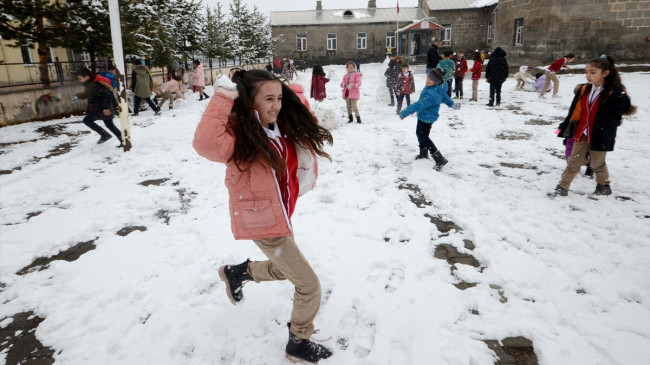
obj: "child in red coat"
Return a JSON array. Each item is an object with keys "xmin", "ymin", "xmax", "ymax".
[
  {"xmin": 469, "ymin": 52, "xmax": 482, "ymax": 102},
  {"xmin": 310, "ymin": 65, "xmax": 329, "ymax": 102}
]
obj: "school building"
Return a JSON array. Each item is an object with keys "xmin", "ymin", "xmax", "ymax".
[{"xmin": 270, "ymin": 0, "xmax": 650, "ymax": 66}]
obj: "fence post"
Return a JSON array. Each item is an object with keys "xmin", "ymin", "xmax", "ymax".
[{"xmin": 55, "ymin": 57, "xmax": 64, "ymax": 86}]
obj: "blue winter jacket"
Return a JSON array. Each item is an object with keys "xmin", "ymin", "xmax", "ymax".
[
  {"xmin": 100, "ymin": 71, "xmax": 117, "ymax": 88},
  {"xmin": 399, "ymin": 84, "xmax": 454, "ymax": 124}
]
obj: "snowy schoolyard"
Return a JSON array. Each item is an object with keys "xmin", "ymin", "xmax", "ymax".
[{"xmin": 0, "ymin": 60, "xmax": 649, "ymax": 365}]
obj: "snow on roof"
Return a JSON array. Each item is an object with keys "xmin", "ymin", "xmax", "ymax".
[
  {"xmin": 424, "ymin": 0, "xmax": 498, "ymax": 10},
  {"xmin": 270, "ymin": 7, "xmax": 427, "ymax": 26}
]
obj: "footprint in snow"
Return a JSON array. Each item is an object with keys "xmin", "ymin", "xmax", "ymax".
[{"xmin": 335, "ymin": 306, "xmax": 377, "ymax": 358}]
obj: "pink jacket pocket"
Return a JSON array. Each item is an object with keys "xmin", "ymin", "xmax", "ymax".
[{"xmin": 238, "ymin": 199, "xmax": 276, "ymax": 229}]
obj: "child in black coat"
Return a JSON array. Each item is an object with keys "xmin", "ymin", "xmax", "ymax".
[
  {"xmin": 74, "ymin": 67, "xmax": 122, "ymax": 145},
  {"xmin": 484, "ymin": 47, "xmax": 509, "ymax": 106}
]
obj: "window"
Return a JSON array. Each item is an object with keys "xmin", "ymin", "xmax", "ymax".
[
  {"xmin": 47, "ymin": 47, "xmax": 55, "ymax": 63},
  {"xmin": 386, "ymin": 32, "xmax": 396, "ymax": 48},
  {"xmin": 514, "ymin": 18, "xmax": 524, "ymax": 46},
  {"xmin": 327, "ymin": 33, "xmax": 337, "ymax": 50},
  {"xmin": 357, "ymin": 32, "xmax": 367, "ymax": 49},
  {"xmin": 487, "ymin": 21, "xmax": 493, "ymax": 44},
  {"xmin": 296, "ymin": 35, "xmax": 307, "ymax": 51},
  {"xmin": 441, "ymin": 25, "xmax": 452, "ymax": 46},
  {"xmin": 19, "ymin": 38, "xmax": 34, "ymax": 64}
]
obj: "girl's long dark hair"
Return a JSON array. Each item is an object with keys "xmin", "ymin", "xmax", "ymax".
[
  {"xmin": 588, "ymin": 55, "xmax": 636, "ymax": 115},
  {"xmin": 229, "ymin": 69, "xmax": 333, "ymax": 174},
  {"xmin": 312, "ymin": 65, "xmax": 325, "ymax": 78}
]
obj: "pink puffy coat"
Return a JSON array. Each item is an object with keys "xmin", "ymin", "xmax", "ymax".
[
  {"xmin": 288, "ymin": 82, "xmax": 311, "ymax": 111},
  {"xmin": 193, "ymin": 94, "xmax": 318, "ymax": 240},
  {"xmin": 191, "ymin": 64, "xmax": 205, "ymax": 87},
  {"xmin": 340, "ymin": 71, "xmax": 361, "ymax": 100}
]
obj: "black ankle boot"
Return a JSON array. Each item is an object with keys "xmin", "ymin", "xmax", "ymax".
[
  {"xmin": 593, "ymin": 184, "xmax": 612, "ymax": 196},
  {"xmin": 218, "ymin": 259, "xmax": 252, "ymax": 304},
  {"xmin": 486, "ymin": 100, "xmax": 494, "ymax": 107},
  {"xmin": 432, "ymin": 151, "xmax": 448, "ymax": 171},
  {"xmin": 356, "ymin": 116, "xmax": 361, "ymax": 124},
  {"xmin": 348, "ymin": 115, "xmax": 353, "ymax": 123},
  {"xmin": 203, "ymin": 93, "xmax": 210, "ymax": 99},
  {"xmin": 285, "ymin": 325, "xmax": 332, "ymax": 363},
  {"xmin": 414, "ymin": 148, "xmax": 429, "ymax": 160},
  {"xmin": 97, "ymin": 131, "xmax": 112, "ymax": 144}
]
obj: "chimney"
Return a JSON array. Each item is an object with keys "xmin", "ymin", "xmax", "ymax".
[
  {"xmin": 368, "ymin": 0, "xmax": 376, "ymax": 8},
  {"xmin": 317, "ymin": 1, "xmax": 322, "ymax": 11}
]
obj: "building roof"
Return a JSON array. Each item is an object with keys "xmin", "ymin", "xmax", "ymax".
[
  {"xmin": 396, "ymin": 19, "xmax": 444, "ymax": 33},
  {"xmin": 270, "ymin": 7, "xmax": 427, "ymax": 26},
  {"xmin": 424, "ymin": 0, "xmax": 498, "ymax": 11}
]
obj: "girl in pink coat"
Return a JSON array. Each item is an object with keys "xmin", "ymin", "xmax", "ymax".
[
  {"xmin": 191, "ymin": 59, "xmax": 209, "ymax": 100},
  {"xmin": 340, "ymin": 60, "xmax": 362, "ymax": 123},
  {"xmin": 193, "ymin": 69, "xmax": 333, "ymax": 364}
]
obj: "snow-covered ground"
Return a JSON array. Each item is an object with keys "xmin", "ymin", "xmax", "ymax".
[{"xmin": 1, "ymin": 61, "xmax": 649, "ymax": 365}]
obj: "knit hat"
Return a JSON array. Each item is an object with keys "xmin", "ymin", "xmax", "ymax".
[{"xmin": 427, "ymin": 68, "xmax": 445, "ymax": 85}]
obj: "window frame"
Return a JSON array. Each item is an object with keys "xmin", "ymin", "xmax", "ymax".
[
  {"xmin": 386, "ymin": 32, "xmax": 396, "ymax": 48},
  {"xmin": 296, "ymin": 35, "xmax": 307, "ymax": 51},
  {"xmin": 19, "ymin": 37, "xmax": 34, "ymax": 64},
  {"xmin": 487, "ymin": 21, "xmax": 493, "ymax": 44},
  {"xmin": 514, "ymin": 18, "xmax": 524, "ymax": 46},
  {"xmin": 357, "ymin": 32, "xmax": 367, "ymax": 49},
  {"xmin": 327, "ymin": 33, "xmax": 337, "ymax": 51},
  {"xmin": 441, "ymin": 24, "xmax": 452, "ymax": 46}
]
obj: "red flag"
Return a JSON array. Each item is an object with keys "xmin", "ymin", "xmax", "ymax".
[{"xmin": 397, "ymin": 0, "xmax": 400, "ymax": 13}]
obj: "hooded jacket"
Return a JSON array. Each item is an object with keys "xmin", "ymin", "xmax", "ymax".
[
  {"xmin": 485, "ymin": 47, "xmax": 509, "ymax": 84},
  {"xmin": 192, "ymin": 94, "xmax": 319, "ymax": 240},
  {"xmin": 131, "ymin": 65, "xmax": 154, "ymax": 98},
  {"xmin": 76, "ymin": 75, "xmax": 115, "ymax": 119},
  {"xmin": 191, "ymin": 64, "xmax": 205, "ymax": 87},
  {"xmin": 340, "ymin": 71, "xmax": 361, "ymax": 100}
]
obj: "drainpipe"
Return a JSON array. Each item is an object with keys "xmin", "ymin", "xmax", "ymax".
[{"xmin": 492, "ymin": 5, "xmax": 498, "ymax": 47}]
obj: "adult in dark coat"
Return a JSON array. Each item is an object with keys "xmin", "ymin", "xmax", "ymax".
[
  {"xmin": 74, "ymin": 67, "xmax": 122, "ymax": 145},
  {"xmin": 484, "ymin": 47, "xmax": 509, "ymax": 106},
  {"xmin": 384, "ymin": 56, "xmax": 399, "ymax": 106},
  {"xmin": 426, "ymin": 39, "xmax": 443, "ymax": 76}
]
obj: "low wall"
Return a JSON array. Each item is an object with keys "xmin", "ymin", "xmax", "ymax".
[{"xmin": 0, "ymin": 63, "xmax": 268, "ymax": 127}]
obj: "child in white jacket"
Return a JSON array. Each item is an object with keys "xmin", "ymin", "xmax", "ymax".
[{"xmin": 514, "ymin": 66, "xmax": 535, "ymax": 89}]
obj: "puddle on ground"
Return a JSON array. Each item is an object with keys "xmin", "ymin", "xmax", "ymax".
[
  {"xmin": 16, "ymin": 239, "xmax": 97, "ymax": 275},
  {"xmin": 496, "ymin": 131, "xmax": 532, "ymax": 141},
  {"xmin": 139, "ymin": 178, "xmax": 170, "ymax": 186},
  {"xmin": 525, "ymin": 118, "xmax": 554, "ymax": 126},
  {"xmin": 398, "ymin": 183, "xmax": 432, "ymax": 207},
  {"xmin": 116, "ymin": 226, "xmax": 147, "ymax": 236},
  {"xmin": 483, "ymin": 337, "xmax": 538, "ymax": 365},
  {"xmin": 0, "ymin": 311, "xmax": 55, "ymax": 365}
]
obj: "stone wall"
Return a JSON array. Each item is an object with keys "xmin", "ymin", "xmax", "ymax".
[
  {"xmin": 495, "ymin": 0, "xmax": 650, "ymax": 64},
  {"xmin": 272, "ymin": 23, "xmax": 396, "ymax": 65},
  {"xmin": 429, "ymin": 7, "xmax": 496, "ymax": 54}
]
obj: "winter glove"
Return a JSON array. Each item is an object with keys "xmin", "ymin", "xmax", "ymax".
[
  {"xmin": 451, "ymin": 103, "xmax": 461, "ymax": 110},
  {"xmin": 71, "ymin": 96, "xmax": 79, "ymax": 102},
  {"xmin": 214, "ymin": 75, "xmax": 239, "ymax": 100},
  {"xmin": 563, "ymin": 121, "xmax": 578, "ymax": 138}
]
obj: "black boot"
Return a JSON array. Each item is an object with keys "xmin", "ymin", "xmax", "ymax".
[
  {"xmin": 356, "ymin": 116, "xmax": 361, "ymax": 124},
  {"xmin": 286, "ymin": 324, "xmax": 332, "ymax": 364},
  {"xmin": 203, "ymin": 92, "xmax": 210, "ymax": 99},
  {"xmin": 553, "ymin": 185, "xmax": 568, "ymax": 197},
  {"xmin": 218, "ymin": 259, "xmax": 252, "ymax": 304},
  {"xmin": 348, "ymin": 115, "xmax": 353, "ymax": 123},
  {"xmin": 414, "ymin": 148, "xmax": 429, "ymax": 160},
  {"xmin": 593, "ymin": 184, "xmax": 612, "ymax": 196},
  {"xmin": 584, "ymin": 165, "xmax": 594, "ymax": 178},
  {"xmin": 432, "ymin": 151, "xmax": 448, "ymax": 171},
  {"xmin": 486, "ymin": 99, "xmax": 494, "ymax": 107},
  {"xmin": 97, "ymin": 131, "xmax": 112, "ymax": 144}
]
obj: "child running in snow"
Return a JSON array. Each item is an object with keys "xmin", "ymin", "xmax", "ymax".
[
  {"xmin": 340, "ymin": 60, "xmax": 362, "ymax": 123},
  {"xmin": 453, "ymin": 50, "xmax": 468, "ymax": 99},
  {"xmin": 398, "ymin": 68, "xmax": 461, "ymax": 170},
  {"xmin": 310, "ymin": 65, "xmax": 329, "ymax": 102},
  {"xmin": 395, "ymin": 63, "xmax": 415, "ymax": 114},
  {"xmin": 551, "ymin": 55, "xmax": 636, "ymax": 197},
  {"xmin": 469, "ymin": 52, "xmax": 482, "ymax": 102},
  {"xmin": 191, "ymin": 59, "xmax": 210, "ymax": 101},
  {"xmin": 73, "ymin": 67, "xmax": 122, "ymax": 146},
  {"xmin": 193, "ymin": 70, "xmax": 334, "ymax": 363}
]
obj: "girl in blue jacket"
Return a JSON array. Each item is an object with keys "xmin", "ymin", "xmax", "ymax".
[{"xmin": 399, "ymin": 68, "xmax": 460, "ymax": 170}]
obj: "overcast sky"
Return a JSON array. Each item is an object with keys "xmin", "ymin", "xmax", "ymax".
[{"xmin": 213, "ymin": 0, "xmax": 420, "ymax": 17}]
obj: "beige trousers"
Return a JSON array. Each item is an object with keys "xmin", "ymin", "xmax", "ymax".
[
  {"xmin": 559, "ymin": 140, "xmax": 609, "ymax": 189},
  {"xmin": 249, "ymin": 236, "xmax": 321, "ymax": 340},
  {"xmin": 345, "ymin": 98, "xmax": 360, "ymax": 117},
  {"xmin": 472, "ymin": 79, "xmax": 479, "ymax": 99},
  {"xmin": 156, "ymin": 90, "xmax": 174, "ymax": 109},
  {"xmin": 540, "ymin": 70, "xmax": 560, "ymax": 97}
]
